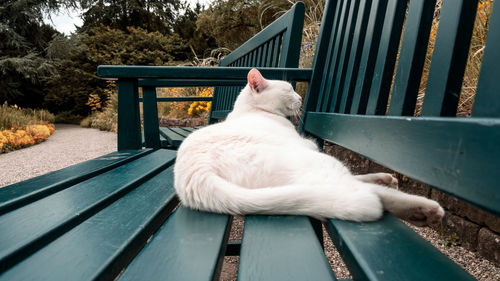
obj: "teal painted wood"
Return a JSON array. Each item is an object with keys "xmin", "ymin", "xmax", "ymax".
[
  {"xmin": 143, "ymin": 86, "xmax": 161, "ymax": 149},
  {"xmin": 170, "ymin": 127, "xmax": 192, "ymax": 138},
  {"xmin": 118, "ymin": 207, "xmax": 231, "ymax": 281},
  {"xmin": 0, "ymin": 149, "xmax": 176, "ymax": 273},
  {"xmin": 97, "ymin": 66, "xmax": 312, "ymax": 81},
  {"xmin": 0, "ymin": 166, "xmax": 178, "ymax": 281},
  {"xmin": 208, "ymin": 2, "xmax": 305, "ymax": 123},
  {"xmin": 141, "ymin": 131, "xmax": 169, "ymax": 148},
  {"xmin": 211, "ymin": 110, "xmax": 231, "ymax": 120},
  {"xmin": 472, "ymin": 0, "xmax": 500, "ymax": 117},
  {"xmin": 421, "ymin": 0, "xmax": 479, "ymax": 116},
  {"xmin": 278, "ymin": 2, "xmax": 305, "ymax": 68},
  {"xmin": 159, "ymin": 127, "xmax": 185, "ymax": 147},
  {"xmin": 349, "ymin": 0, "xmax": 389, "ymax": 114},
  {"xmin": 329, "ymin": 0, "xmax": 361, "ymax": 113},
  {"xmin": 0, "ymin": 150, "xmax": 152, "ymax": 215},
  {"xmin": 300, "ymin": 0, "xmax": 341, "ymax": 131},
  {"xmin": 139, "ymin": 96, "xmax": 214, "ymax": 102},
  {"xmin": 319, "ymin": 0, "xmax": 352, "ymax": 112},
  {"xmin": 338, "ymin": 0, "xmax": 373, "ymax": 114},
  {"xmin": 117, "ymin": 79, "xmax": 142, "ymax": 150},
  {"xmin": 365, "ymin": 0, "xmax": 407, "ymax": 115},
  {"xmin": 138, "ymin": 80, "xmax": 245, "ymax": 87},
  {"xmin": 238, "ymin": 216, "xmax": 336, "ymax": 281},
  {"xmin": 325, "ymin": 214, "xmax": 475, "ymax": 281},
  {"xmin": 388, "ymin": 0, "xmax": 436, "ymax": 116},
  {"xmin": 304, "ymin": 112, "xmax": 500, "ymax": 215}
]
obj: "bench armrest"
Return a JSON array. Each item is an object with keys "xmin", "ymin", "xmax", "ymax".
[{"xmin": 97, "ymin": 66, "xmax": 312, "ymax": 82}]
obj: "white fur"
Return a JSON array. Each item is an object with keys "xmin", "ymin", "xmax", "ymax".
[{"xmin": 174, "ymin": 69, "xmax": 444, "ymax": 225}]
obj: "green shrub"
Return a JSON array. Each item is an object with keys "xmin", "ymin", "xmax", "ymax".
[
  {"xmin": 83, "ymin": 92, "xmax": 118, "ymax": 132},
  {"xmin": 54, "ymin": 111, "xmax": 84, "ymax": 124}
]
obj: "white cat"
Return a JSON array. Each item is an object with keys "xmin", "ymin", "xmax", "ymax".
[{"xmin": 174, "ymin": 68, "xmax": 444, "ymax": 226}]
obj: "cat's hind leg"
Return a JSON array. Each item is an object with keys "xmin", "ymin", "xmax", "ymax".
[
  {"xmin": 355, "ymin": 173, "xmax": 398, "ymax": 188},
  {"xmin": 365, "ymin": 183, "xmax": 444, "ymax": 226}
]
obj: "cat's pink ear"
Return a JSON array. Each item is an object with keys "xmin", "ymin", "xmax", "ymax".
[{"xmin": 248, "ymin": 68, "xmax": 268, "ymax": 93}]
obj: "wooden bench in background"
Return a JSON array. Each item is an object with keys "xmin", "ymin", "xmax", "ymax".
[
  {"xmin": 142, "ymin": 2, "xmax": 305, "ymax": 149},
  {"xmin": 1, "ymin": 0, "xmax": 499, "ymax": 280}
]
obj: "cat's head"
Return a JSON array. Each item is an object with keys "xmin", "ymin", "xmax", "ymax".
[{"xmin": 241, "ymin": 68, "xmax": 302, "ymax": 117}]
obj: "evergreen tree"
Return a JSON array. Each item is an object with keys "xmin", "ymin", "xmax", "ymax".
[
  {"xmin": 0, "ymin": 0, "xmax": 77, "ymax": 108},
  {"xmin": 79, "ymin": 0, "xmax": 182, "ymax": 34}
]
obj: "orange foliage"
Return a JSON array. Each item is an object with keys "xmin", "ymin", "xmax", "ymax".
[{"xmin": 0, "ymin": 124, "xmax": 55, "ymax": 153}]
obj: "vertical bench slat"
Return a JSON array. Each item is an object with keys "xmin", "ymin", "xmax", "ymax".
[
  {"xmin": 329, "ymin": 0, "xmax": 362, "ymax": 113},
  {"xmin": 279, "ymin": 2, "xmax": 305, "ymax": 68},
  {"xmin": 472, "ymin": 0, "xmax": 500, "ymax": 117},
  {"xmin": 264, "ymin": 40, "xmax": 272, "ymax": 66},
  {"xmin": 0, "ymin": 166, "xmax": 178, "ymax": 281},
  {"xmin": 117, "ymin": 207, "xmax": 231, "ymax": 281},
  {"xmin": 420, "ymin": 0, "xmax": 479, "ymax": 116},
  {"xmin": 388, "ymin": 0, "xmax": 436, "ymax": 116},
  {"xmin": 238, "ymin": 216, "xmax": 336, "ymax": 281},
  {"xmin": 266, "ymin": 38, "xmax": 275, "ymax": 66},
  {"xmin": 272, "ymin": 35, "xmax": 282, "ymax": 66},
  {"xmin": 365, "ymin": 0, "xmax": 407, "ymax": 115},
  {"xmin": 117, "ymin": 79, "xmax": 142, "ymax": 150},
  {"xmin": 349, "ymin": 0, "xmax": 389, "ymax": 114},
  {"xmin": 142, "ymin": 86, "xmax": 161, "ymax": 149},
  {"xmin": 320, "ymin": 0, "xmax": 352, "ymax": 112},
  {"xmin": 312, "ymin": 0, "xmax": 343, "ymax": 113},
  {"xmin": 301, "ymin": 0, "xmax": 341, "ymax": 126},
  {"xmin": 256, "ymin": 46, "xmax": 263, "ymax": 67},
  {"xmin": 338, "ymin": 0, "xmax": 373, "ymax": 114}
]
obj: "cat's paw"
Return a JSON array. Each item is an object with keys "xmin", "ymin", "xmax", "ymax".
[
  {"xmin": 375, "ymin": 173, "xmax": 398, "ymax": 188},
  {"xmin": 357, "ymin": 173, "xmax": 398, "ymax": 188},
  {"xmin": 405, "ymin": 200, "xmax": 444, "ymax": 227}
]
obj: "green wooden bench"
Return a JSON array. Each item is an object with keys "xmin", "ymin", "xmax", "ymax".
[
  {"xmin": 143, "ymin": 2, "xmax": 305, "ymax": 149},
  {"xmin": 1, "ymin": 0, "xmax": 499, "ymax": 280}
]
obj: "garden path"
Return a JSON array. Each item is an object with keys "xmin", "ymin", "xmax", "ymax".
[{"xmin": 0, "ymin": 124, "xmax": 116, "ymax": 187}]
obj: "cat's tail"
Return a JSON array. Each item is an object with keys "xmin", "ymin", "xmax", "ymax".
[{"xmin": 175, "ymin": 172, "xmax": 384, "ymax": 221}]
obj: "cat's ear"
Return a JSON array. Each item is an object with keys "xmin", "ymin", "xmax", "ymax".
[{"xmin": 248, "ymin": 68, "xmax": 268, "ymax": 93}]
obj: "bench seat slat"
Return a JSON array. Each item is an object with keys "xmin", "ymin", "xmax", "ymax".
[
  {"xmin": 326, "ymin": 214, "xmax": 475, "ymax": 281},
  {"xmin": 118, "ymin": 207, "xmax": 231, "ymax": 281},
  {"xmin": 0, "ymin": 150, "xmax": 152, "ymax": 215},
  {"xmin": 0, "ymin": 166, "xmax": 178, "ymax": 281},
  {"xmin": 0, "ymin": 149, "xmax": 176, "ymax": 272},
  {"xmin": 159, "ymin": 127, "xmax": 185, "ymax": 147},
  {"xmin": 170, "ymin": 127, "xmax": 192, "ymax": 137},
  {"xmin": 238, "ymin": 216, "xmax": 336, "ymax": 281}
]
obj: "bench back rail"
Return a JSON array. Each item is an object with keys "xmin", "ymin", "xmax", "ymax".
[
  {"xmin": 136, "ymin": 2, "xmax": 304, "ymax": 149},
  {"xmin": 300, "ymin": 0, "xmax": 500, "ymax": 216},
  {"xmin": 209, "ymin": 2, "xmax": 305, "ymax": 123}
]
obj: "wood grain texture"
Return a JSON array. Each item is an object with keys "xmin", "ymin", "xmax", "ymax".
[
  {"xmin": 305, "ymin": 112, "xmax": 500, "ymax": 215},
  {"xmin": 238, "ymin": 216, "xmax": 336, "ymax": 281},
  {"xmin": 0, "ymin": 150, "xmax": 152, "ymax": 215},
  {"xmin": 326, "ymin": 214, "xmax": 475, "ymax": 281},
  {"xmin": 0, "ymin": 165, "xmax": 178, "ymax": 281},
  {"xmin": 118, "ymin": 207, "xmax": 231, "ymax": 281},
  {"xmin": 0, "ymin": 149, "xmax": 176, "ymax": 273}
]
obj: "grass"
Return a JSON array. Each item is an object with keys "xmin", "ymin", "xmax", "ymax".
[
  {"xmin": 0, "ymin": 102, "xmax": 56, "ymax": 153},
  {"xmin": 0, "ymin": 102, "xmax": 55, "ymax": 130}
]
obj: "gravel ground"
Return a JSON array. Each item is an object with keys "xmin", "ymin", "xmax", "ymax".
[
  {"xmin": 0, "ymin": 124, "xmax": 116, "ymax": 187},
  {"xmin": 1, "ymin": 124, "xmax": 498, "ymax": 280}
]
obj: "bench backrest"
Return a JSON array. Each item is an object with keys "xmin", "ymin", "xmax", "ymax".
[
  {"xmin": 208, "ymin": 2, "xmax": 305, "ymax": 123},
  {"xmin": 301, "ymin": 0, "xmax": 500, "ymax": 215}
]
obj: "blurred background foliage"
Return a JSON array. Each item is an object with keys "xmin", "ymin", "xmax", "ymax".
[{"xmin": 1, "ymin": 0, "xmax": 300, "ymax": 120}]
